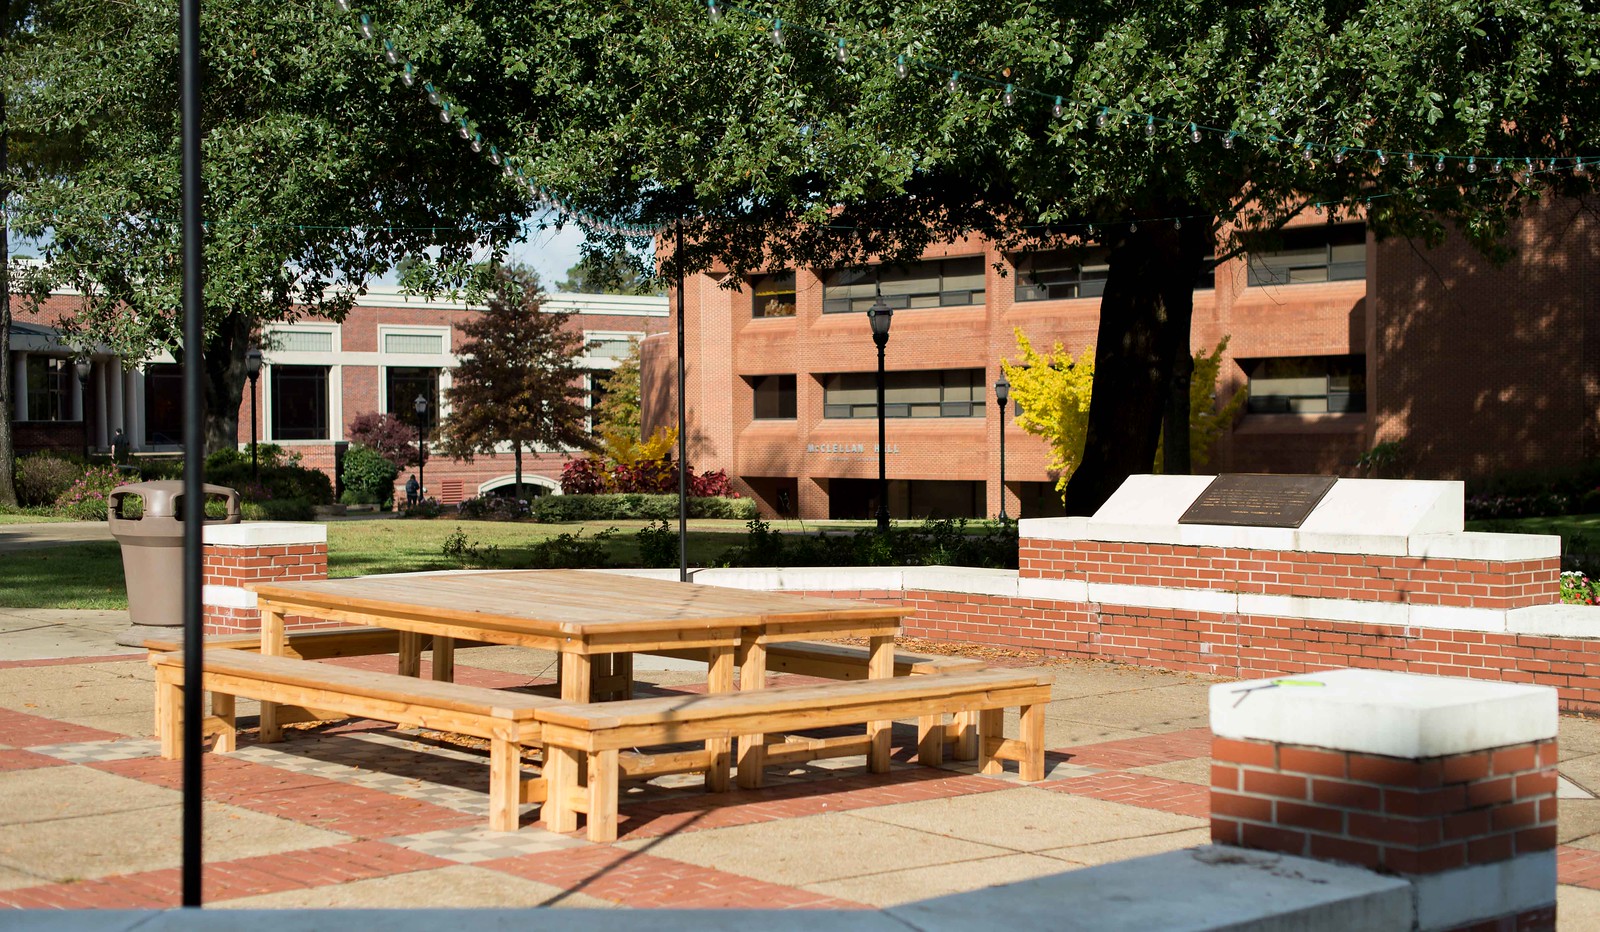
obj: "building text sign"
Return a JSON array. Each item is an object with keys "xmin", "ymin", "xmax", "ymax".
[
  {"xmin": 1177, "ymin": 474, "xmax": 1337, "ymax": 529},
  {"xmin": 805, "ymin": 442, "xmax": 900, "ymax": 455}
]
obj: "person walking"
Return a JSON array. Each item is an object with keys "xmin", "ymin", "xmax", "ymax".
[{"xmin": 405, "ymin": 474, "xmax": 420, "ymax": 508}]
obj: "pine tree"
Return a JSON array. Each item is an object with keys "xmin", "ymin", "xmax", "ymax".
[{"xmin": 440, "ymin": 267, "xmax": 593, "ymax": 498}]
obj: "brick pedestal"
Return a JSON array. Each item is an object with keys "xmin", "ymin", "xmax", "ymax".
[
  {"xmin": 1210, "ymin": 668, "xmax": 1559, "ymax": 932},
  {"xmin": 201, "ymin": 523, "xmax": 328, "ymax": 635}
]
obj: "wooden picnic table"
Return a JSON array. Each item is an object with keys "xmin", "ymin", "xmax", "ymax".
[{"xmin": 247, "ymin": 569, "xmax": 913, "ymax": 786}]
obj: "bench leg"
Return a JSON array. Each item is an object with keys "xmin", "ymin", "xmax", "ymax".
[
  {"xmin": 543, "ymin": 744, "xmax": 583, "ymax": 834},
  {"xmin": 1018, "ymin": 702, "xmax": 1045, "ymax": 782},
  {"xmin": 258, "ymin": 606, "xmax": 286, "ymax": 743},
  {"xmin": 978, "ymin": 708, "xmax": 1005, "ymax": 776},
  {"xmin": 211, "ymin": 692, "xmax": 237, "ymax": 754},
  {"xmin": 156, "ymin": 669, "xmax": 183, "ymax": 760},
  {"xmin": 866, "ymin": 636, "xmax": 895, "ymax": 774},
  {"xmin": 917, "ymin": 714, "xmax": 945, "ymax": 767},
  {"xmin": 704, "ymin": 645, "xmax": 735, "ymax": 792},
  {"xmin": 431, "ymin": 636, "xmax": 455, "ymax": 683},
  {"xmin": 952, "ymin": 711, "xmax": 979, "ymax": 761},
  {"xmin": 735, "ymin": 642, "xmax": 767, "ymax": 789},
  {"xmin": 488, "ymin": 734, "xmax": 522, "ymax": 832},
  {"xmin": 397, "ymin": 632, "xmax": 424, "ymax": 678},
  {"xmin": 586, "ymin": 748, "xmax": 619, "ymax": 843}
]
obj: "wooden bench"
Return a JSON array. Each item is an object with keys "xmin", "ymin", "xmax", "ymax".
[
  {"xmin": 148, "ymin": 650, "xmax": 556, "ymax": 831},
  {"xmin": 534, "ymin": 667, "xmax": 1054, "ymax": 841},
  {"xmin": 142, "ymin": 627, "xmax": 478, "ymax": 739}
]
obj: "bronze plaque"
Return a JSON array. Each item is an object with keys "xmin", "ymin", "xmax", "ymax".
[{"xmin": 1177, "ymin": 474, "xmax": 1338, "ymax": 529}]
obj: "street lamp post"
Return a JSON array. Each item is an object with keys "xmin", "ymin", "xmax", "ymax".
[
  {"xmin": 245, "ymin": 348, "xmax": 262, "ymax": 481},
  {"xmin": 74, "ymin": 357, "xmax": 92, "ymax": 461},
  {"xmin": 867, "ymin": 299, "xmax": 893, "ymax": 533},
  {"xmin": 994, "ymin": 373, "xmax": 1010, "ymax": 521},
  {"xmin": 413, "ymin": 394, "xmax": 429, "ymax": 505}
]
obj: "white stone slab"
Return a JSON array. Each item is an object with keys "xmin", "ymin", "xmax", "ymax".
[
  {"xmin": 1406, "ymin": 604, "xmax": 1509, "ymax": 633},
  {"xmin": 1089, "ymin": 474, "xmax": 1217, "ymax": 527},
  {"xmin": 901, "ymin": 565, "xmax": 1020, "ymax": 597},
  {"xmin": 887, "ymin": 846, "xmax": 1412, "ymax": 932},
  {"xmin": 1017, "ymin": 515, "xmax": 1091, "ymax": 541},
  {"xmin": 1237, "ymin": 593, "xmax": 1410, "ymax": 628},
  {"xmin": 1507, "ymin": 604, "xmax": 1600, "ymax": 638},
  {"xmin": 1411, "ymin": 851, "xmax": 1555, "ymax": 931},
  {"xmin": 1293, "ymin": 531, "xmax": 1411, "ymax": 557},
  {"xmin": 1297, "ymin": 478, "xmax": 1464, "ymax": 538},
  {"xmin": 201, "ymin": 584, "xmax": 256, "ymax": 609},
  {"xmin": 1017, "ymin": 576, "xmax": 1090, "ymax": 603},
  {"xmin": 1087, "ymin": 583, "xmax": 1238, "ymax": 615},
  {"xmin": 203, "ymin": 522, "xmax": 326, "ymax": 546},
  {"xmin": 1176, "ymin": 522, "xmax": 1300, "ymax": 551},
  {"xmin": 1408, "ymin": 532, "xmax": 1560, "ymax": 562},
  {"xmin": 1210, "ymin": 668, "xmax": 1557, "ymax": 758}
]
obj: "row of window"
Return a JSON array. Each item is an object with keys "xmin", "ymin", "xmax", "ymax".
[
  {"xmin": 749, "ymin": 357, "xmax": 1368, "ymax": 421},
  {"xmin": 749, "ymin": 224, "xmax": 1367, "ymax": 317}
]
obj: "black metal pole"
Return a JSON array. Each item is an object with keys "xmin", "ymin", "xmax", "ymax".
[
  {"xmin": 179, "ymin": 0, "xmax": 205, "ymax": 908},
  {"xmin": 874, "ymin": 339, "xmax": 888, "ymax": 533},
  {"xmin": 676, "ymin": 221, "xmax": 688, "ymax": 582},
  {"xmin": 998, "ymin": 399, "xmax": 1008, "ymax": 520},
  {"xmin": 417, "ymin": 416, "xmax": 425, "ymax": 502},
  {"xmin": 249, "ymin": 377, "xmax": 258, "ymax": 481}
]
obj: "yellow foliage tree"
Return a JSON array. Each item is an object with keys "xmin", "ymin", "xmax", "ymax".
[
  {"xmin": 600, "ymin": 425, "xmax": 678, "ymax": 467},
  {"xmin": 1003, "ymin": 330, "xmax": 1247, "ymax": 498}
]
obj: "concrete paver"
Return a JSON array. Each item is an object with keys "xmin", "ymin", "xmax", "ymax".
[
  {"xmin": 1041, "ymin": 827, "xmax": 1215, "ymax": 866},
  {"xmin": 802, "ymin": 852, "xmax": 1073, "ymax": 907},
  {"xmin": 1559, "ymin": 884, "xmax": 1600, "ymax": 930},
  {"xmin": 1128, "ymin": 758, "xmax": 1213, "ymax": 785},
  {"xmin": 215, "ymin": 864, "xmax": 621, "ymax": 910}
]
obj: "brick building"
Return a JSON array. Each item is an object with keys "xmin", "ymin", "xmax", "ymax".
[
  {"xmin": 640, "ymin": 197, "xmax": 1598, "ymax": 521},
  {"xmin": 9, "ymin": 287, "xmax": 668, "ymax": 501}
]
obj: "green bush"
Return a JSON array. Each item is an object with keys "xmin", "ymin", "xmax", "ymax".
[
  {"xmin": 53, "ymin": 464, "xmax": 125, "ymax": 521},
  {"xmin": 15, "ymin": 453, "xmax": 82, "ymax": 506},
  {"xmin": 239, "ymin": 498, "xmax": 316, "ymax": 521},
  {"xmin": 635, "ymin": 518, "xmax": 677, "ymax": 568},
  {"xmin": 532, "ymin": 493, "xmax": 755, "ymax": 522},
  {"xmin": 339, "ymin": 444, "xmax": 399, "ymax": 506},
  {"xmin": 717, "ymin": 517, "xmax": 1019, "ymax": 570},
  {"xmin": 527, "ymin": 527, "xmax": 617, "ymax": 568}
]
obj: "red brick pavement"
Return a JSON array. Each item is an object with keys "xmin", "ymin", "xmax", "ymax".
[
  {"xmin": 482, "ymin": 845, "xmax": 864, "ymax": 909},
  {"xmin": 1043, "ymin": 772, "xmax": 1212, "ymax": 819},
  {"xmin": 1055, "ymin": 728, "xmax": 1214, "ymax": 771},
  {"xmin": 1558, "ymin": 845, "xmax": 1600, "ymax": 890},
  {"xmin": 0, "ymin": 841, "xmax": 451, "ymax": 909},
  {"xmin": 0, "ymin": 748, "xmax": 70, "ymax": 772},
  {"xmin": 94, "ymin": 755, "xmax": 480, "ymax": 837},
  {"xmin": 0, "ymin": 707, "xmax": 124, "ymax": 747}
]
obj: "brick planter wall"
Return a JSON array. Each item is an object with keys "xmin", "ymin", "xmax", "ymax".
[{"xmin": 201, "ymin": 523, "xmax": 329, "ymax": 635}]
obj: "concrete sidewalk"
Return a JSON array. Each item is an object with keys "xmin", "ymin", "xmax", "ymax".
[
  {"xmin": 1, "ymin": 606, "xmax": 1598, "ymax": 925},
  {"xmin": 0, "ymin": 521, "xmax": 113, "ymax": 553}
]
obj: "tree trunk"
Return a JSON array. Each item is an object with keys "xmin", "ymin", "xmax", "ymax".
[
  {"xmin": 514, "ymin": 443, "xmax": 523, "ymax": 500},
  {"xmin": 200, "ymin": 312, "xmax": 251, "ymax": 458},
  {"xmin": 0, "ymin": 88, "xmax": 15, "ymax": 506},
  {"xmin": 1064, "ymin": 212, "xmax": 1210, "ymax": 515}
]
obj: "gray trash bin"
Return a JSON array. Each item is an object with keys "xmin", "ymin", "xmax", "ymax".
[{"xmin": 109, "ymin": 481, "xmax": 241, "ymax": 643}]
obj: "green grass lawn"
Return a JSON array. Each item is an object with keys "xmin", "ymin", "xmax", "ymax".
[
  {"xmin": 1464, "ymin": 513, "xmax": 1600, "ymax": 552},
  {"xmin": 0, "ymin": 512, "xmax": 74, "ymax": 524},
  {"xmin": 0, "ymin": 541, "xmax": 129, "ymax": 609}
]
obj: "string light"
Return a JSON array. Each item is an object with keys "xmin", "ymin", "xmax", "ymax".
[
  {"xmin": 1406, "ymin": 152, "xmax": 1416, "ymax": 170},
  {"xmin": 383, "ymin": 39, "xmax": 398, "ymax": 64},
  {"xmin": 1052, "ymin": 96, "xmax": 1063, "ymax": 118},
  {"xmin": 358, "ymin": 14, "xmax": 373, "ymax": 39},
  {"xmin": 1377, "ymin": 150, "xmax": 1388, "ymax": 166},
  {"xmin": 1096, "ymin": 107, "xmax": 1109, "ymax": 128},
  {"xmin": 947, "ymin": 71, "xmax": 960, "ymax": 93},
  {"xmin": 770, "ymin": 18, "xmax": 783, "ymax": 47},
  {"xmin": 1003, "ymin": 84, "xmax": 1015, "ymax": 106},
  {"xmin": 895, "ymin": 55, "xmax": 907, "ymax": 79},
  {"xmin": 1222, "ymin": 131, "xmax": 1236, "ymax": 150},
  {"xmin": 1129, "ymin": 221, "xmax": 1138, "ymax": 232},
  {"xmin": 424, "ymin": 82, "xmax": 440, "ymax": 105},
  {"xmin": 1434, "ymin": 154, "xmax": 1445, "ymax": 172},
  {"xmin": 1492, "ymin": 158, "xmax": 1503, "ymax": 174},
  {"xmin": 1334, "ymin": 147, "xmax": 1346, "ymax": 165},
  {"xmin": 1467, "ymin": 156, "xmax": 1476, "ymax": 174},
  {"xmin": 1302, "ymin": 144, "xmax": 1313, "ymax": 162},
  {"xmin": 707, "ymin": 0, "xmax": 721, "ymax": 22},
  {"xmin": 401, "ymin": 62, "xmax": 415, "ymax": 87},
  {"xmin": 471, "ymin": 132, "xmax": 483, "ymax": 153},
  {"xmin": 1144, "ymin": 115, "xmax": 1155, "ymax": 138},
  {"xmin": 1188, "ymin": 123, "xmax": 1200, "ymax": 144},
  {"xmin": 834, "ymin": 38, "xmax": 847, "ymax": 63}
]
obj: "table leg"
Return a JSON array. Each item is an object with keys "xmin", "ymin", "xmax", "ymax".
[
  {"xmin": 705, "ymin": 645, "xmax": 735, "ymax": 791},
  {"xmin": 735, "ymin": 642, "xmax": 767, "ymax": 789},
  {"xmin": 867, "ymin": 635, "xmax": 895, "ymax": 773},
  {"xmin": 431, "ymin": 636, "xmax": 455, "ymax": 683},
  {"xmin": 397, "ymin": 632, "xmax": 423, "ymax": 678},
  {"xmin": 560, "ymin": 651, "xmax": 591, "ymax": 704},
  {"xmin": 258, "ymin": 606, "xmax": 286, "ymax": 743}
]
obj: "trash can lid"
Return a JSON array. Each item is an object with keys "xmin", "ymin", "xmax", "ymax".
[{"xmin": 111, "ymin": 480, "xmax": 240, "ymax": 518}]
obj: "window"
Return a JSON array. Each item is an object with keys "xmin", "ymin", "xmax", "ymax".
[
  {"xmin": 1243, "ymin": 355, "xmax": 1366, "ymax": 414},
  {"xmin": 588, "ymin": 371, "xmax": 609, "ymax": 435},
  {"xmin": 144, "ymin": 364, "xmax": 183, "ymax": 444},
  {"xmin": 384, "ymin": 332, "xmax": 444, "ymax": 354},
  {"xmin": 822, "ymin": 257, "xmax": 986, "ymax": 313},
  {"xmin": 1013, "ymin": 249, "xmax": 1110, "ymax": 301},
  {"xmin": 822, "ymin": 370, "xmax": 984, "ymax": 419},
  {"xmin": 24, "ymin": 357, "xmax": 70, "ymax": 421},
  {"xmin": 751, "ymin": 374, "xmax": 797, "ymax": 419},
  {"xmin": 385, "ymin": 367, "xmax": 440, "ymax": 421},
  {"xmin": 1248, "ymin": 224, "xmax": 1366, "ymax": 286},
  {"xmin": 585, "ymin": 336, "xmax": 636, "ymax": 360},
  {"xmin": 751, "ymin": 272, "xmax": 797, "ymax": 318},
  {"xmin": 271, "ymin": 365, "xmax": 331, "ymax": 440},
  {"xmin": 274, "ymin": 330, "xmax": 334, "ymax": 353}
]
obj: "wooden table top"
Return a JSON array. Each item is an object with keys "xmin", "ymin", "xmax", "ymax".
[{"xmin": 248, "ymin": 570, "xmax": 912, "ymax": 639}]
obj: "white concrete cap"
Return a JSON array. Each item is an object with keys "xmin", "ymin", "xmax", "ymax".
[
  {"xmin": 901, "ymin": 565, "xmax": 1020, "ymax": 597},
  {"xmin": 1409, "ymin": 532, "xmax": 1560, "ymax": 561},
  {"xmin": 203, "ymin": 522, "xmax": 327, "ymax": 546},
  {"xmin": 1508, "ymin": 604, "xmax": 1600, "ymax": 638},
  {"xmin": 888, "ymin": 846, "xmax": 1412, "ymax": 932},
  {"xmin": 1017, "ymin": 515, "xmax": 1090, "ymax": 540},
  {"xmin": 1297, "ymin": 478, "xmax": 1464, "ymax": 538},
  {"xmin": 1410, "ymin": 851, "xmax": 1555, "ymax": 931},
  {"xmin": 1211, "ymin": 668, "xmax": 1557, "ymax": 758},
  {"xmin": 1090, "ymin": 473, "xmax": 1217, "ymax": 527}
]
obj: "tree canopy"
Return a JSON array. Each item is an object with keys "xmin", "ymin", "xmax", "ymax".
[{"xmin": 555, "ymin": 256, "xmax": 662, "ymax": 295}]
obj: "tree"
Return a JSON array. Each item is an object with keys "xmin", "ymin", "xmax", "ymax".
[
  {"xmin": 592, "ymin": 340, "xmax": 643, "ymax": 443},
  {"xmin": 488, "ymin": 0, "xmax": 1597, "ymax": 513},
  {"xmin": 5, "ymin": 0, "xmax": 536, "ymax": 454},
  {"xmin": 440, "ymin": 266, "xmax": 593, "ymax": 497},
  {"xmin": 347, "ymin": 412, "xmax": 424, "ymax": 469},
  {"xmin": 555, "ymin": 255, "xmax": 662, "ymax": 295}
]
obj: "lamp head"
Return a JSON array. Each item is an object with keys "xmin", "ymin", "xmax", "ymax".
[
  {"xmin": 994, "ymin": 373, "xmax": 1010, "ymax": 405},
  {"xmin": 74, "ymin": 357, "xmax": 91, "ymax": 383},
  {"xmin": 245, "ymin": 347, "xmax": 262, "ymax": 380},
  {"xmin": 867, "ymin": 298, "xmax": 893, "ymax": 338},
  {"xmin": 414, "ymin": 394, "xmax": 429, "ymax": 416}
]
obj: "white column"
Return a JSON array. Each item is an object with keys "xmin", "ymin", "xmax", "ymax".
[
  {"xmin": 68, "ymin": 360, "xmax": 83, "ymax": 422},
  {"xmin": 94, "ymin": 361, "xmax": 110, "ymax": 449},
  {"xmin": 125, "ymin": 368, "xmax": 143, "ymax": 450},
  {"xmin": 11, "ymin": 352, "xmax": 28, "ymax": 422},
  {"xmin": 108, "ymin": 361, "xmax": 125, "ymax": 436}
]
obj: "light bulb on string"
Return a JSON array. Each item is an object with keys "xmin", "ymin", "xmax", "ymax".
[
  {"xmin": 834, "ymin": 39, "xmax": 847, "ymax": 63},
  {"xmin": 707, "ymin": 0, "xmax": 721, "ymax": 22},
  {"xmin": 1376, "ymin": 150, "xmax": 1387, "ymax": 166},
  {"xmin": 1222, "ymin": 131, "xmax": 1236, "ymax": 150},
  {"xmin": 1144, "ymin": 115, "xmax": 1155, "ymax": 138},
  {"xmin": 896, "ymin": 55, "xmax": 908, "ymax": 79},
  {"xmin": 425, "ymin": 82, "xmax": 440, "ymax": 105},
  {"xmin": 1188, "ymin": 123, "xmax": 1200, "ymax": 144},
  {"xmin": 1492, "ymin": 158, "xmax": 1503, "ymax": 174},
  {"xmin": 439, "ymin": 101, "xmax": 451, "ymax": 123},
  {"xmin": 1467, "ymin": 157, "xmax": 1476, "ymax": 174},
  {"xmin": 1577, "ymin": 158, "xmax": 1588, "ymax": 174},
  {"xmin": 401, "ymin": 62, "xmax": 415, "ymax": 87},
  {"xmin": 1406, "ymin": 152, "xmax": 1415, "ymax": 170},
  {"xmin": 1434, "ymin": 154, "xmax": 1445, "ymax": 172},
  {"xmin": 1003, "ymin": 84, "xmax": 1015, "ymax": 107},
  {"xmin": 1302, "ymin": 144, "xmax": 1313, "ymax": 162},
  {"xmin": 948, "ymin": 71, "xmax": 960, "ymax": 93},
  {"xmin": 1526, "ymin": 158, "xmax": 1535, "ymax": 174},
  {"xmin": 470, "ymin": 133, "xmax": 482, "ymax": 153},
  {"xmin": 488, "ymin": 146, "xmax": 501, "ymax": 166},
  {"xmin": 1173, "ymin": 217, "xmax": 1181, "ymax": 230},
  {"xmin": 771, "ymin": 19, "xmax": 784, "ymax": 47},
  {"xmin": 1052, "ymin": 97, "xmax": 1064, "ymax": 118},
  {"xmin": 1096, "ymin": 107, "xmax": 1109, "ymax": 128},
  {"xmin": 335, "ymin": 0, "xmax": 349, "ymax": 10},
  {"xmin": 383, "ymin": 40, "xmax": 398, "ymax": 64},
  {"xmin": 1334, "ymin": 147, "xmax": 1346, "ymax": 165},
  {"xmin": 1129, "ymin": 221, "xmax": 1138, "ymax": 232},
  {"xmin": 358, "ymin": 14, "xmax": 373, "ymax": 39}
]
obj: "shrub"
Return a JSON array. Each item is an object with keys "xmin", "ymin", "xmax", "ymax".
[
  {"xmin": 559, "ymin": 457, "xmax": 607, "ymax": 494},
  {"xmin": 456, "ymin": 495, "xmax": 530, "ymax": 521},
  {"xmin": 689, "ymin": 468, "xmax": 737, "ymax": 498},
  {"xmin": 341, "ymin": 443, "xmax": 399, "ymax": 505},
  {"xmin": 53, "ymin": 465, "xmax": 125, "ymax": 521},
  {"xmin": 347, "ymin": 412, "xmax": 424, "ymax": 468},
  {"xmin": 239, "ymin": 498, "xmax": 316, "ymax": 521},
  {"xmin": 610, "ymin": 459, "xmax": 675, "ymax": 493},
  {"xmin": 205, "ymin": 444, "xmax": 298, "ymax": 472},
  {"xmin": 15, "ymin": 453, "xmax": 82, "ymax": 506},
  {"xmin": 531, "ymin": 493, "xmax": 755, "ymax": 523},
  {"xmin": 527, "ymin": 527, "xmax": 617, "ymax": 568},
  {"xmin": 442, "ymin": 527, "xmax": 501, "ymax": 567},
  {"xmin": 720, "ymin": 517, "xmax": 1018, "ymax": 570},
  {"xmin": 404, "ymin": 497, "xmax": 444, "ymax": 518},
  {"xmin": 206, "ymin": 461, "xmax": 333, "ymax": 506},
  {"xmin": 635, "ymin": 518, "xmax": 678, "ymax": 568}
]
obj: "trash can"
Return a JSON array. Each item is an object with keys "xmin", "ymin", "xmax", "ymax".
[{"xmin": 108, "ymin": 481, "xmax": 241, "ymax": 640}]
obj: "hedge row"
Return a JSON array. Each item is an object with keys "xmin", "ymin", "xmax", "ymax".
[{"xmin": 531, "ymin": 493, "xmax": 755, "ymax": 523}]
